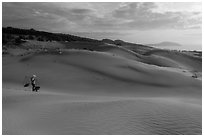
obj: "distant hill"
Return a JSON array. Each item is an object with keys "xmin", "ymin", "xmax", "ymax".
[{"xmin": 147, "ymin": 41, "xmax": 182, "ymax": 47}]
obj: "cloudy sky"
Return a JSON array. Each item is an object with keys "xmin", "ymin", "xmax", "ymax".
[{"xmin": 2, "ymin": 2, "xmax": 202, "ymax": 50}]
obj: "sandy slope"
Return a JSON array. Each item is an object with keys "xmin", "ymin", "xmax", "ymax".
[
  {"xmin": 2, "ymin": 49, "xmax": 202, "ymax": 135},
  {"xmin": 142, "ymin": 50, "xmax": 201, "ymax": 71}
]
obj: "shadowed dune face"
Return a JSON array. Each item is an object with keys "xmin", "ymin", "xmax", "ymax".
[{"xmin": 2, "ymin": 47, "xmax": 202, "ymax": 135}]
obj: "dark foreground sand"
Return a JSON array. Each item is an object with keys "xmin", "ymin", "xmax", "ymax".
[{"xmin": 2, "ymin": 48, "xmax": 202, "ymax": 135}]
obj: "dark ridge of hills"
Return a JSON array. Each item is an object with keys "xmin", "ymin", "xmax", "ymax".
[
  {"xmin": 2, "ymin": 27, "xmax": 101, "ymax": 43},
  {"xmin": 2, "ymin": 27, "xmax": 153, "ymax": 49}
]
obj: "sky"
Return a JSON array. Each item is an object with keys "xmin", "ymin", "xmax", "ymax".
[{"xmin": 2, "ymin": 2, "xmax": 202, "ymax": 50}]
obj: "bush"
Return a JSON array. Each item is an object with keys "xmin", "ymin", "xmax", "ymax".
[
  {"xmin": 2, "ymin": 34, "xmax": 7, "ymax": 44},
  {"xmin": 19, "ymin": 35, "xmax": 26, "ymax": 40},
  {"xmin": 15, "ymin": 36, "xmax": 22, "ymax": 44},
  {"xmin": 37, "ymin": 37, "xmax": 44, "ymax": 41},
  {"xmin": 6, "ymin": 34, "xmax": 13, "ymax": 40},
  {"xmin": 28, "ymin": 35, "xmax": 34, "ymax": 40}
]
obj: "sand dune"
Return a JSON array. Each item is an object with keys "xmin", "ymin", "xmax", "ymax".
[
  {"xmin": 93, "ymin": 44, "xmax": 201, "ymax": 73},
  {"xmin": 2, "ymin": 48, "xmax": 202, "ymax": 134},
  {"xmin": 143, "ymin": 50, "xmax": 201, "ymax": 71},
  {"xmin": 101, "ymin": 46, "xmax": 201, "ymax": 79}
]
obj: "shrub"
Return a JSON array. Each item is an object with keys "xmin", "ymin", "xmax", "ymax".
[
  {"xmin": 37, "ymin": 37, "xmax": 44, "ymax": 41},
  {"xmin": 15, "ymin": 36, "xmax": 22, "ymax": 44},
  {"xmin": 2, "ymin": 34, "xmax": 7, "ymax": 44},
  {"xmin": 28, "ymin": 35, "xmax": 34, "ymax": 40}
]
